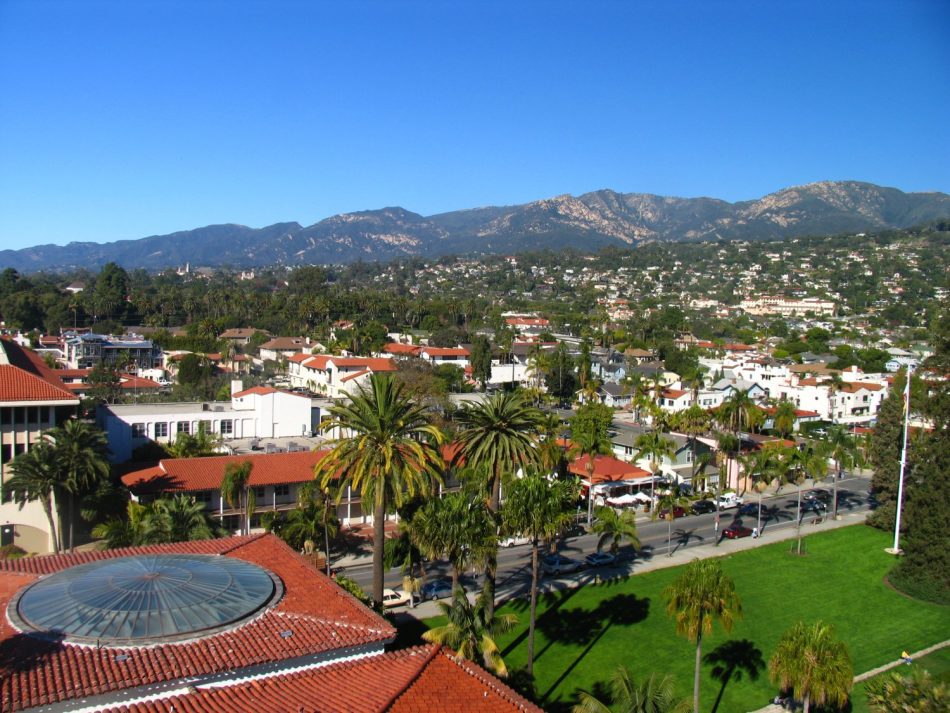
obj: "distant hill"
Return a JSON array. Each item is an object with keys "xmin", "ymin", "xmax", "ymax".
[{"xmin": 3, "ymin": 181, "xmax": 948, "ymax": 272}]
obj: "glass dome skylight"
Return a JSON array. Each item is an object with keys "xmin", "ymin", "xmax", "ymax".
[{"xmin": 10, "ymin": 554, "xmax": 279, "ymax": 646}]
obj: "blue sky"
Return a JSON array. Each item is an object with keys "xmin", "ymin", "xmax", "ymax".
[{"xmin": 1, "ymin": 0, "xmax": 948, "ymax": 250}]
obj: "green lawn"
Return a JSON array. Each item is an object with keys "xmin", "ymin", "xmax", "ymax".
[
  {"xmin": 850, "ymin": 646, "xmax": 950, "ymax": 713},
  {"xmin": 422, "ymin": 526, "xmax": 949, "ymax": 712}
]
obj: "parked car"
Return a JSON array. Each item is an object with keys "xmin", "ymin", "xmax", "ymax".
[
  {"xmin": 738, "ymin": 502, "xmax": 759, "ymax": 516},
  {"xmin": 691, "ymin": 499, "xmax": 717, "ymax": 515},
  {"xmin": 801, "ymin": 500, "xmax": 828, "ymax": 513},
  {"xmin": 420, "ymin": 578, "xmax": 454, "ymax": 601},
  {"xmin": 722, "ymin": 524, "xmax": 754, "ymax": 539},
  {"xmin": 716, "ymin": 493, "xmax": 744, "ymax": 510},
  {"xmin": 381, "ymin": 588, "xmax": 412, "ymax": 608},
  {"xmin": 804, "ymin": 489, "xmax": 831, "ymax": 502},
  {"xmin": 500, "ymin": 534, "xmax": 531, "ymax": 548},
  {"xmin": 658, "ymin": 506, "xmax": 687, "ymax": 520},
  {"xmin": 584, "ymin": 552, "xmax": 617, "ymax": 567},
  {"xmin": 541, "ymin": 554, "xmax": 584, "ymax": 576}
]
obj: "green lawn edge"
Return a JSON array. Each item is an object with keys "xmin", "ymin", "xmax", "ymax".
[{"xmin": 417, "ymin": 525, "xmax": 949, "ymax": 712}]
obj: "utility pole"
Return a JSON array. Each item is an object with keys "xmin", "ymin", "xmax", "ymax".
[{"xmin": 888, "ymin": 364, "xmax": 914, "ymax": 555}]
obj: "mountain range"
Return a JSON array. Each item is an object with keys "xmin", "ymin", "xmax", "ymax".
[{"xmin": 3, "ymin": 181, "xmax": 949, "ymax": 272}]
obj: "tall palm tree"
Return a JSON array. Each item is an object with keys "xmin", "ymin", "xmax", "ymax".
[
  {"xmin": 315, "ymin": 374, "xmax": 444, "ymax": 604},
  {"xmin": 574, "ymin": 667, "xmax": 690, "ymax": 713},
  {"xmin": 569, "ymin": 427, "xmax": 614, "ymax": 526},
  {"xmin": 453, "ymin": 390, "xmax": 543, "ymax": 617},
  {"xmin": 410, "ymin": 491, "xmax": 495, "ymax": 594},
  {"xmin": 798, "ymin": 442, "xmax": 829, "ymax": 555},
  {"xmin": 48, "ymin": 419, "xmax": 111, "ymax": 551},
  {"xmin": 283, "ymin": 482, "xmax": 340, "ymax": 569},
  {"xmin": 634, "ymin": 431, "xmax": 677, "ymax": 511},
  {"xmin": 592, "ymin": 505, "xmax": 641, "ymax": 555},
  {"xmin": 768, "ymin": 621, "xmax": 852, "ymax": 713},
  {"xmin": 825, "ymin": 426, "xmax": 860, "ymax": 520},
  {"xmin": 673, "ymin": 405, "xmax": 712, "ymax": 485},
  {"xmin": 423, "ymin": 589, "xmax": 518, "ymax": 677},
  {"xmin": 503, "ymin": 472, "xmax": 576, "ymax": 675},
  {"xmin": 663, "ymin": 558, "xmax": 742, "ymax": 713},
  {"xmin": 656, "ymin": 484, "xmax": 691, "ymax": 557},
  {"xmin": 6, "ymin": 440, "xmax": 62, "ymax": 553},
  {"xmin": 221, "ymin": 460, "xmax": 255, "ymax": 536}
]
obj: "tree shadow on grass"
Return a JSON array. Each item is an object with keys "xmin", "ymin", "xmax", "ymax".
[
  {"xmin": 540, "ymin": 593, "xmax": 650, "ymax": 702},
  {"xmin": 703, "ymin": 638, "xmax": 765, "ymax": 713}
]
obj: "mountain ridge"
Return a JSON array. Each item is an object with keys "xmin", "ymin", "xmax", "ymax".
[{"xmin": 2, "ymin": 181, "xmax": 948, "ymax": 272}]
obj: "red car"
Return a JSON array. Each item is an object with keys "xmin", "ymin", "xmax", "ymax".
[
  {"xmin": 723, "ymin": 524, "xmax": 754, "ymax": 539},
  {"xmin": 658, "ymin": 506, "xmax": 687, "ymax": 520}
]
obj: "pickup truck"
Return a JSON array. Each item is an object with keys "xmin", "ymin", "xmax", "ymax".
[{"xmin": 715, "ymin": 493, "xmax": 744, "ymax": 510}]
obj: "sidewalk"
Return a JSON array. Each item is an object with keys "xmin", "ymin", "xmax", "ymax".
[{"xmin": 393, "ymin": 506, "xmax": 870, "ymax": 620}]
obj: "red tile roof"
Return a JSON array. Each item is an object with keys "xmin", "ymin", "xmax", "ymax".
[
  {"xmin": 0, "ymin": 338, "xmax": 79, "ymax": 403},
  {"xmin": 505, "ymin": 318, "xmax": 549, "ymax": 327},
  {"xmin": 121, "ymin": 450, "xmax": 331, "ymax": 492},
  {"xmin": 568, "ymin": 455, "xmax": 650, "ymax": 484},
  {"xmin": 421, "ymin": 347, "xmax": 470, "ymax": 357},
  {"xmin": 0, "ymin": 534, "xmax": 394, "ymax": 712},
  {"xmin": 97, "ymin": 644, "xmax": 541, "ymax": 713},
  {"xmin": 661, "ymin": 388, "xmax": 689, "ymax": 399},
  {"xmin": 383, "ymin": 343, "xmax": 422, "ymax": 356}
]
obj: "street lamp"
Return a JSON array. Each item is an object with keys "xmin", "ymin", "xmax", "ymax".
[{"xmin": 887, "ymin": 364, "xmax": 913, "ymax": 555}]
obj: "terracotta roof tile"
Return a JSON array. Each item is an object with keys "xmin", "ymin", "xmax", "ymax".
[
  {"xmin": 568, "ymin": 455, "xmax": 650, "ymax": 483},
  {"xmin": 0, "ymin": 535, "xmax": 394, "ymax": 712},
  {"xmin": 0, "ymin": 339, "xmax": 78, "ymax": 403}
]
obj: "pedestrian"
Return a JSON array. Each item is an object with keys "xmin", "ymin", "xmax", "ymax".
[
  {"xmin": 752, "ymin": 527, "xmax": 759, "ymax": 539},
  {"xmin": 902, "ymin": 650, "xmax": 913, "ymax": 665}
]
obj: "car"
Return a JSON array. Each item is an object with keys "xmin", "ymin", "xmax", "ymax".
[
  {"xmin": 722, "ymin": 524, "xmax": 754, "ymax": 539},
  {"xmin": 500, "ymin": 534, "xmax": 531, "ymax": 548},
  {"xmin": 738, "ymin": 502, "xmax": 759, "ymax": 516},
  {"xmin": 584, "ymin": 552, "xmax": 617, "ymax": 567},
  {"xmin": 691, "ymin": 500, "xmax": 717, "ymax": 515},
  {"xmin": 715, "ymin": 493, "xmax": 744, "ymax": 509},
  {"xmin": 658, "ymin": 506, "xmax": 687, "ymax": 520},
  {"xmin": 380, "ymin": 588, "xmax": 412, "ymax": 608},
  {"xmin": 541, "ymin": 554, "xmax": 584, "ymax": 576},
  {"xmin": 804, "ymin": 489, "xmax": 831, "ymax": 502},
  {"xmin": 420, "ymin": 578, "xmax": 455, "ymax": 600},
  {"xmin": 802, "ymin": 500, "xmax": 827, "ymax": 513}
]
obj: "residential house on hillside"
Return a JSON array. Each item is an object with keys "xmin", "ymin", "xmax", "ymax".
[
  {"xmin": 219, "ymin": 327, "xmax": 269, "ymax": 346},
  {"xmin": 64, "ymin": 332, "xmax": 161, "ymax": 371},
  {"xmin": 258, "ymin": 336, "xmax": 316, "ymax": 363},
  {"xmin": 287, "ymin": 354, "xmax": 398, "ymax": 399},
  {"xmin": 0, "ymin": 338, "xmax": 80, "ymax": 553},
  {"xmin": 610, "ymin": 424, "xmax": 715, "ymax": 488}
]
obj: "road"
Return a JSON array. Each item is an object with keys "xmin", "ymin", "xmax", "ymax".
[{"xmin": 343, "ymin": 475, "xmax": 873, "ymax": 596}]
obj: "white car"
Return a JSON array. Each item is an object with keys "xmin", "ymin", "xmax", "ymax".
[
  {"xmin": 715, "ymin": 493, "xmax": 744, "ymax": 510},
  {"xmin": 380, "ymin": 588, "xmax": 412, "ymax": 608},
  {"xmin": 500, "ymin": 534, "xmax": 531, "ymax": 548}
]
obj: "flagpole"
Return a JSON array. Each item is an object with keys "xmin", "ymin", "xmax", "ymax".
[{"xmin": 889, "ymin": 364, "xmax": 913, "ymax": 554}]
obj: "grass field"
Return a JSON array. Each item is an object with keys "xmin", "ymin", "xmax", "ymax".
[
  {"xmin": 850, "ymin": 646, "xmax": 950, "ymax": 712},
  {"xmin": 422, "ymin": 526, "xmax": 949, "ymax": 712}
]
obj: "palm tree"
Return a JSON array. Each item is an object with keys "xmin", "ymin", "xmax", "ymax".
[
  {"xmin": 797, "ymin": 442, "xmax": 829, "ymax": 555},
  {"xmin": 6, "ymin": 441, "xmax": 62, "ymax": 553},
  {"xmin": 673, "ymin": 405, "xmax": 712, "ymax": 485},
  {"xmin": 283, "ymin": 482, "xmax": 340, "ymax": 570},
  {"xmin": 315, "ymin": 374, "xmax": 444, "ymax": 604},
  {"xmin": 768, "ymin": 621, "xmax": 852, "ymax": 713},
  {"xmin": 503, "ymin": 472, "xmax": 576, "ymax": 675},
  {"xmin": 48, "ymin": 419, "xmax": 111, "ymax": 551},
  {"xmin": 423, "ymin": 589, "xmax": 518, "ymax": 677},
  {"xmin": 772, "ymin": 399, "xmax": 797, "ymax": 439},
  {"xmin": 574, "ymin": 667, "xmax": 690, "ymax": 713},
  {"xmin": 151, "ymin": 494, "xmax": 219, "ymax": 542},
  {"xmin": 663, "ymin": 558, "xmax": 742, "ymax": 713},
  {"xmin": 410, "ymin": 491, "xmax": 495, "ymax": 594},
  {"xmin": 220, "ymin": 460, "xmax": 255, "ymax": 536},
  {"xmin": 453, "ymin": 390, "xmax": 543, "ymax": 617},
  {"xmin": 655, "ymin": 484, "xmax": 691, "ymax": 557},
  {"xmin": 592, "ymin": 505, "xmax": 641, "ymax": 555},
  {"xmin": 825, "ymin": 426, "xmax": 860, "ymax": 520},
  {"xmin": 91, "ymin": 500, "xmax": 157, "ymax": 548},
  {"xmin": 865, "ymin": 668, "xmax": 949, "ymax": 712},
  {"xmin": 569, "ymin": 427, "xmax": 614, "ymax": 526},
  {"xmin": 634, "ymin": 431, "xmax": 677, "ymax": 512}
]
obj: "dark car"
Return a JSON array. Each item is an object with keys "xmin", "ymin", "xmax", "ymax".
[
  {"xmin": 691, "ymin": 500, "xmax": 717, "ymax": 515},
  {"xmin": 804, "ymin": 489, "xmax": 831, "ymax": 502},
  {"xmin": 738, "ymin": 502, "xmax": 759, "ymax": 516},
  {"xmin": 802, "ymin": 500, "xmax": 828, "ymax": 513},
  {"xmin": 722, "ymin": 524, "xmax": 754, "ymax": 539},
  {"xmin": 658, "ymin": 506, "xmax": 687, "ymax": 520}
]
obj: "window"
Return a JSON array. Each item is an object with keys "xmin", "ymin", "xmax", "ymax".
[
  {"xmin": 274, "ymin": 484, "xmax": 290, "ymax": 498},
  {"xmin": 177, "ymin": 421, "xmax": 190, "ymax": 434},
  {"xmin": 254, "ymin": 487, "xmax": 265, "ymax": 499},
  {"xmin": 132, "ymin": 423, "xmax": 147, "ymax": 438},
  {"xmin": 220, "ymin": 419, "xmax": 233, "ymax": 435},
  {"xmin": 155, "ymin": 422, "xmax": 168, "ymax": 438},
  {"xmin": 193, "ymin": 490, "xmax": 212, "ymax": 504}
]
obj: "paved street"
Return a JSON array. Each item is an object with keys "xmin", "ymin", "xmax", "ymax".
[{"xmin": 339, "ymin": 474, "xmax": 873, "ymax": 613}]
